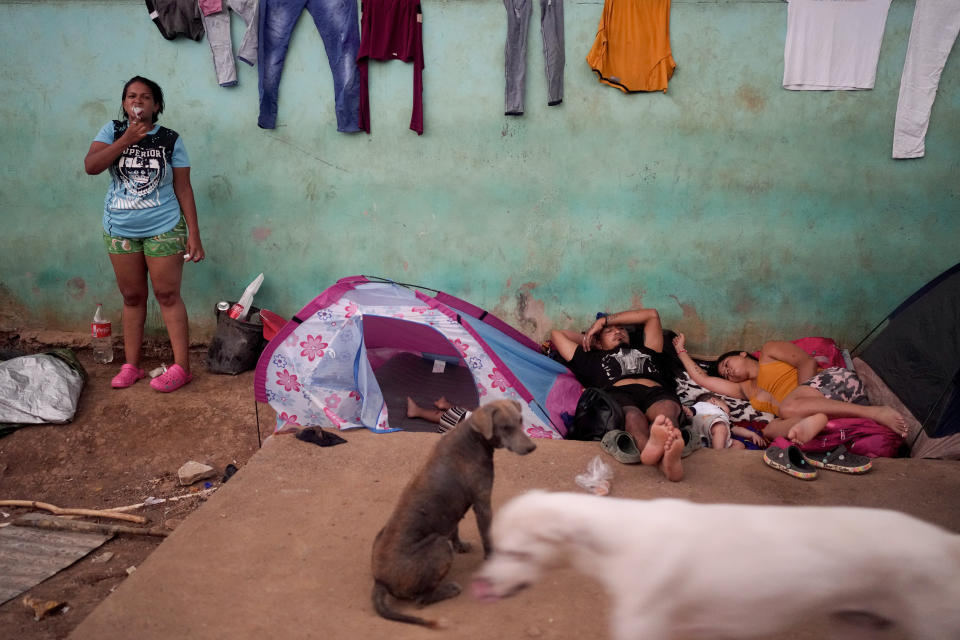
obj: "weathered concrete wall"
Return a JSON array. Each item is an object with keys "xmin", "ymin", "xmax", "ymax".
[{"xmin": 1, "ymin": 0, "xmax": 957, "ymax": 353}]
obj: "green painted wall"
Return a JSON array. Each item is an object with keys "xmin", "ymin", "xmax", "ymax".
[{"xmin": 1, "ymin": 0, "xmax": 957, "ymax": 353}]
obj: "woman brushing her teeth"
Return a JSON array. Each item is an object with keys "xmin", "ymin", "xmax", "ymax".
[{"xmin": 84, "ymin": 76, "xmax": 204, "ymax": 393}]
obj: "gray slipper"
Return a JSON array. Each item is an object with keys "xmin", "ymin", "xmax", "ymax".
[{"xmin": 600, "ymin": 430, "xmax": 643, "ymax": 464}]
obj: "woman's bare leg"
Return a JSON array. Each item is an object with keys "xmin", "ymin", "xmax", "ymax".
[
  {"xmin": 109, "ymin": 252, "xmax": 149, "ymax": 368},
  {"xmin": 146, "ymin": 254, "xmax": 189, "ymax": 374},
  {"xmin": 762, "ymin": 416, "xmax": 807, "ymax": 440},
  {"xmin": 780, "ymin": 387, "xmax": 907, "ymax": 436},
  {"xmin": 787, "ymin": 413, "xmax": 829, "ymax": 445}
]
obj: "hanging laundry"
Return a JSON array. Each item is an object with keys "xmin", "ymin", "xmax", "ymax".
[
  {"xmin": 257, "ymin": 0, "xmax": 362, "ymax": 132},
  {"xmin": 199, "ymin": 0, "xmax": 223, "ymax": 16},
  {"xmin": 201, "ymin": 0, "xmax": 258, "ymax": 87},
  {"xmin": 782, "ymin": 0, "xmax": 892, "ymax": 91},
  {"xmin": 504, "ymin": 0, "xmax": 565, "ymax": 116},
  {"xmin": 892, "ymin": 0, "xmax": 960, "ymax": 159},
  {"xmin": 358, "ymin": 0, "xmax": 425, "ymax": 135},
  {"xmin": 145, "ymin": 0, "xmax": 205, "ymax": 41},
  {"xmin": 585, "ymin": 0, "xmax": 675, "ymax": 93}
]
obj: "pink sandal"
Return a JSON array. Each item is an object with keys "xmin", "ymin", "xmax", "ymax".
[
  {"xmin": 111, "ymin": 364, "xmax": 146, "ymax": 389},
  {"xmin": 149, "ymin": 363, "xmax": 193, "ymax": 393}
]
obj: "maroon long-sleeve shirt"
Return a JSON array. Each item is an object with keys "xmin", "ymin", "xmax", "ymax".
[{"xmin": 357, "ymin": 0, "xmax": 424, "ymax": 135}]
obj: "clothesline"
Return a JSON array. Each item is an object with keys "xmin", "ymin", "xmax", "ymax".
[
  {"xmin": 10, "ymin": 0, "xmax": 921, "ymax": 4},
  {"xmin": 138, "ymin": 0, "xmax": 949, "ymax": 158}
]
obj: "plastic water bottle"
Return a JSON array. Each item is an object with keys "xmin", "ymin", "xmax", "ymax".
[
  {"xmin": 228, "ymin": 273, "xmax": 264, "ymax": 321},
  {"xmin": 91, "ymin": 303, "xmax": 114, "ymax": 364}
]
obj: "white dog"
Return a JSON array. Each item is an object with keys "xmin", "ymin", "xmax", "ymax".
[{"xmin": 472, "ymin": 491, "xmax": 960, "ymax": 640}]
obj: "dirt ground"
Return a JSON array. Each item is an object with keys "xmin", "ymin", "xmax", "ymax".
[
  {"xmin": 2, "ymin": 340, "xmax": 960, "ymax": 640},
  {"xmin": 0, "ymin": 342, "xmax": 269, "ymax": 640}
]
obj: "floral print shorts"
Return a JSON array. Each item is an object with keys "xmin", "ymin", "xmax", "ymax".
[
  {"xmin": 801, "ymin": 367, "xmax": 869, "ymax": 405},
  {"xmin": 103, "ymin": 215, "xmax": 187, "ymax": 257}
]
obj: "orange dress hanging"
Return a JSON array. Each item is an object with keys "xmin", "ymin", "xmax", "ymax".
[{"xmin": 586, "ymin": 0, "xmax": 676, "ymax": 93}]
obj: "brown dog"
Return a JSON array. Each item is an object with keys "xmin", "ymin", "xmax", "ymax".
[{"xmin": 371, "ymin": 399, "xmax": 535, "ymax": 627}]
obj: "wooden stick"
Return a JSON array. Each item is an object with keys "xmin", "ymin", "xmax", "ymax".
[
  {"xmin": 13, "ymin": 515, "xmax": 168, "ymax": 537},
  {"xmin": 104, "ymin": 487, "xmax": 217, "ymax": 513},
  {"xmin": 0, "ymin": 500, "xmax": 147, "ymax": 524}
]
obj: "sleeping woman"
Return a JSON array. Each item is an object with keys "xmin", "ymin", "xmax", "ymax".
[{"xmin": 671, "ymin": 333, "xmax": 907, "ymax": 444}]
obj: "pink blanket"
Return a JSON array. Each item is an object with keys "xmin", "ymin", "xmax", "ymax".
[{"xmin": 798, "ymin": 417, "xmax": 905, "ymax": 458}]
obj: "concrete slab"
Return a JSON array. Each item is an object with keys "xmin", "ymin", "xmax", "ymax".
[{"xmin": 70, "ymin": 429, "xmax": 960, "ymax": 640}]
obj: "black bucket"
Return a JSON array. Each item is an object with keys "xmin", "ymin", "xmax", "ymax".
[{"xmin": 206, "ymin": 302, "xmax": 266, "ymax": 375}]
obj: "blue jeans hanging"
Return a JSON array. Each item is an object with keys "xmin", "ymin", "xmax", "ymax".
[{"xmin": 257, "ymin": 0, "xmax": 362, "ymax": 131}]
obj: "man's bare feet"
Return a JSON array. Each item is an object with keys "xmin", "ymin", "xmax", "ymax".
[
  {"xmin": 658, "ymin": 426, "xmax": 684, "ymax": 482},
  {"xmin": 433, "ymin": 397, "xmax": 453, "ymax": 411},
  {"xmin": 787, "ymin": 413, "xmax": 829, "ymax": 445},
  {"xmin": 871, "ymin": 406, "xmax": 909, "ymax": 437},
  {"xmin": 640, "ymin": 415, "xmax": 670, "ymax": 466}
]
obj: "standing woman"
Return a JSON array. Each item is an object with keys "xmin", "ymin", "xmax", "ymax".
[{"xmin": 84, "ymin": 76, "xmax": 204, "ymax": 392}]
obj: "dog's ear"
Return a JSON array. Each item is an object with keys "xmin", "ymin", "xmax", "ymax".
[
  {"xmin": 534, "ymin": 524, "xmax": 596, "ymax": 552},
  {"xmin": 496, "ymin": 400, "xmax": 522, "ymax": 428},
  {"xmin": 470, "ymin": 405, "xmax": 495, "ymax": 439}
]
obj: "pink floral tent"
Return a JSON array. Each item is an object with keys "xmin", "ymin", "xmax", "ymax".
[{"xmin": 253, "ymin": 276, "xmax": 582, "ymax": 439}]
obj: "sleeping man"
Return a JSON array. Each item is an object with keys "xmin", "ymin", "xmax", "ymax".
[{"xmin": 550, "ymin": 307, "xmax": 685, "ymax": 481}]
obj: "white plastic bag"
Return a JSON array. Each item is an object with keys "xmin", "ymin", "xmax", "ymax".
[
  {"xmin": 0, "ymin": 353, "xmax": 84, "ymax": 424},
  {"xmin": 575, "ymin": 455, "xmax": 614, "ymax": 496}
]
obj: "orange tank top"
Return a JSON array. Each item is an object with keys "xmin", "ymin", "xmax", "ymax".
[
  {"xmin": 586, "ymin": 0, "xmax": 676, "ymax": 93},
  {"xmin": 749, "ymin": 360, "xmax": 799, "ymax": 415}
]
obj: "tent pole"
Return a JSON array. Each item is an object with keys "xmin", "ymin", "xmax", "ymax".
[
  {"xmin": 850, "ymin": 319, "xmax": 887, "ymax": 356},
  {"xmin": 361, "ymin": 274, "xmax": 440, "ymax": 294},
  {"xmin": 254, "ymin": 401, "xmax": 262, "ymax": 448}
]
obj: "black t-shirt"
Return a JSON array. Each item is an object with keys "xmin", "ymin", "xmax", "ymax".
[{"xmin": 567, "ymin": 344, "xmax": 668, "ymax": 389}]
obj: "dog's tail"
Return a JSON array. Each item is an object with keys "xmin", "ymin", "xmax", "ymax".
[{"xmin": 372, "ymin": 581, "xmax": 438, "ymax": 628}]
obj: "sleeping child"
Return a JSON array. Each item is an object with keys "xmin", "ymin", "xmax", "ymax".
[{"xmin": 685, "ymin": 392, "xmax": 768, "ymax": 450}]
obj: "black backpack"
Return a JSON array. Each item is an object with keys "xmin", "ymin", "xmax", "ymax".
[{"xmin": 568, "ymin": 388, "xmax": 624, "ymax": 441}]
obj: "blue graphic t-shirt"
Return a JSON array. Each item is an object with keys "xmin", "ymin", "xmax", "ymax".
[{"xmin": 94, "ymin": 121, "xmax": 190, "ymax": 238}]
